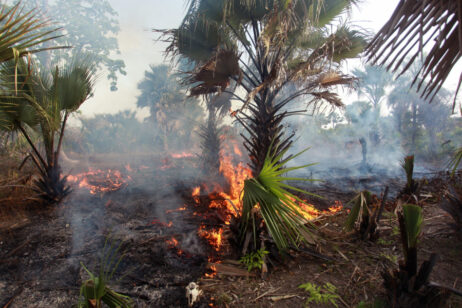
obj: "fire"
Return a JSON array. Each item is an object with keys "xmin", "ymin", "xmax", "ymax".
[
  {"xmin": 165, "ymin": 206, "xmax": 187, "ymax": 214},
  {"xmin": 198, "ymin": 225, "xmax": 223, "ymax": 252},
  {"xmin": 166, "ymin": 236, "xmax": 185, "ymax": 256},
  {"xmin": 171, "ymin": 152, "xmax": 194, "ymax": 159},
  {"xmin": 298, "ymin": 200, "xmax": 344, "ymax": 220},
  {"xmin": 232, "ymin": 143, "xmax": 242, "ymax": 157},
  {"xmin": 167, "ymin": 237, "xmax": 179, "ymax": 247},
  {"xmin": 67, "ymin": 168, "xmax": 130, "ymax": 194},
  {"xmin": 193, "ymin": 138, "xmax": 344, "ymax": 255},
  {"xmin": 205, "ymin": 264, "xmax": 217, "ymax": 278},
  {"xmin": 124, "ymin": 164, "xmax": 132, "ymax": 172},
  {"xmin": 150, "ymin": 218, "xmax": 173, "ymax": 227},
  {"xmin": 217, "ymin": 155, "xmax": 252, "ymax": 217},
  {"xmin": 192, "ymin": 186, "xmax": 201, "ymax": 197}
]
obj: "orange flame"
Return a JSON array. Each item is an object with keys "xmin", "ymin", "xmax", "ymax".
[
  {"xmin": 67, "ymin": 168, "xmax": 129, "ymax": 194},
  {"xmin": 205, "ymin": 265, "xmax": 217, "ymax": 278},
  {"xmin": 171, "ymin": 152, "xmax": 194, "ymax": 159},
  {"xmin": 192, "ymin": 186, "xmax": 201, "ymax": 197},
  {"xmin": 198, "ymin": 225, "xmax": 223, "ymax": 252}
]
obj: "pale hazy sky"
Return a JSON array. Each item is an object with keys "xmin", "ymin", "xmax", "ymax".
[{"xmin": 77, "ymin": 0, "xmax": 461, "ymax": 119}]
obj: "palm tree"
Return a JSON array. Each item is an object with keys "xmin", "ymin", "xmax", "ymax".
[
  {"xmin": 0, "ymin": 1, "xmax": 63, "ymax": 64},
  {"xmin": 388, "ymin": 65, "xmax": 453, "ymax": 155},
  {"xmin": 136, "ymin": 64, "xmax": 204, "ymax": 151},
  {"xmin": 352, "ymin": 65, "xmax": 393, "ymax": 146},
  {"xmin": 352, "ymin": 65, "xmax": 392, "ymax": 110},
  {"xmin": 159, "ymin": 0, "xmax": 368, "ymax": 253},
  {"xmin": 0, "ymin": 56, "xmax": 95, "ymax": 203},
  {"xmin": 365, "ymin": 0, "xmax": 461, "ymax": 110},
  {"xmin": 0, "ymin": 1, "xmax": 65, "ymax": 130},
  {"xmin": 198, "ymin": 92, "xmax": 232, "ymax": 175},
  {"xmin": 161, "ymin": 0, "xmax": 367, "ymax": 174}
]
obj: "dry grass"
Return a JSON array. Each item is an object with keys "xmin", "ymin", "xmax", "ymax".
[{"xmin": 0, "ymin": 154, "xmax": 37, "ymax": 231}]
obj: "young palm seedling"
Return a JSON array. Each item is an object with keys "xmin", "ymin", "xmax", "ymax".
[
  {"xmin": 381, "ymin": 204, "xmax": 456, "ymax": 307},
  {"xmin": 238, "ymin": 143, "xmax": 319, "ymax": 256},
  {"xmin": 78, "ymin": 239, "xmax": 133, "ymax": 308},
  {"xmin": 401, "ymin": 155, "xmax": 419, "ymax": 196},
  {"xmin": 344, "ymin": 188, "xmax": 388, "ymax": 240},
  {"xmin": 448, "ymin": 147, "xmax": 462, "ymax": 177}
]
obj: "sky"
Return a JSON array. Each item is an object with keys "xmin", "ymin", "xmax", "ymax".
[{"xmin": 77, "ymin": 0, "xmax": 461, "ymax": 120}]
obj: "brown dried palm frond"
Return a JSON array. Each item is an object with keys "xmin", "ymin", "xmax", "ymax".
[
  {"xmin": 365, "ymin": 0, "xmax": 462, "ymax": 109},
  {"xmin": 308, "ymin": 91, "xmax": 344, "ymax": 108},
  {"xmin": 184, "ymin": 49, "xmax": 241, "ymax": 96},
  {"xmin": 318, "ymin": 71, "xmax": 356, "ymax": 88}
]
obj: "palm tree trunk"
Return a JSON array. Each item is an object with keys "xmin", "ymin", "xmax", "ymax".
[
  {"xmin": 55, "ymin": 111, "xmax": 69, "ymax": 166},
  {"xmin": 17, "ymin": 122, "xmax": 47, "ymax": 169},
  {"xmin": 242, "ymin": 88, "xmax": 293, "ymax": 174},
  {"xmin": 200, "ymin": 103, "xmax": 221, "ymax": 175},
  {"xmin": 411, "ymin": 101, "xmax": 417, "ymax": 153}
]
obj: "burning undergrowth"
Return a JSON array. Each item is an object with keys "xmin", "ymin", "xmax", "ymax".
[{"xmin": 1, "ymin": 139, "xmax": 350, "ymax": 307}]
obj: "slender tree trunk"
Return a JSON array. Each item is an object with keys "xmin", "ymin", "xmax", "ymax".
[
  {"xmin": 17, "ymin": 123, "xmax": 47, "ymax": 169},
  {"xmin": 411, "ymin": 101, "xmax": 417, "ymax": 153},
  {"xmin": 55, "ymin": 111, "xmax": 69, "ymax": 166}
]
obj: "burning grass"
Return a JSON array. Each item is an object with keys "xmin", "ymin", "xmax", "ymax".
[
  {"xmin": 2, "ymin": 147, "xmax": 462, "ymax": 307},
  {"xmin": 67, "ymin": 168, "xmax": 132, "ymax": 195}
]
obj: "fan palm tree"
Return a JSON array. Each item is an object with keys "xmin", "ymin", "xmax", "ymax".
[
  {"xmin": 159, "ymin": 0, "xmax": 367, "ymax": 253},
  {"xmin": 365, "ymin": 0, "xmax": 461, "ymax": 110},
  {"xmin": 0, "ymin": 1, "xmax": 64, "ymax": 129},
  {"xmin": 160, "ymin": 0, "xmax": 367, "ymax": 174},
  {"xmin": 0, "ymin": 1, "xmax": 63, "ymax": 64},
  {"xmin": 198, "ymin": 92, "xmax": 232, "ymax": 175},
  {"xmin": 136, "ymin": 64, "xmax": 204, "ymax": 151},
  {"xmin": 0, "ymin": 56, "xmax": 95, "ymax": 203}
]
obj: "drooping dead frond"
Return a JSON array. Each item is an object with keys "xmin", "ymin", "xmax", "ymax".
[
  {"xmin": 185, "ymin": 49, "xmax": 241, "ymax": 96},
  {"xmin": 365, "ymin": 0, "xmax": 462, "ymax": 109},
  {"xmin": 318, "ymin": 71, "xmax": 356, "ymax": 88},
  {"xmin": 309, "ymin": 91, "xmax": 344, "ymax": 108}
]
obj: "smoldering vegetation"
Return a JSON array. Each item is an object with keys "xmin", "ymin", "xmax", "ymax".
[{"xmin": 283, "ymin": 66, "xmax": 461, "ymax": 196}]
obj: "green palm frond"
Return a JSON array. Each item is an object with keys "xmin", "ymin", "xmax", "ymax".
[
  {"xmin": 402, "ymin": 204, "xmax": 422, "ymax": 250},
  {"xmin": 240, "ymin": 143, "xmax": 319, "ymax": 252},
  {"xmin": 448, "ymin": 147, "xmax": 462, "ymax": 177},
  {"xmin": 50, "ymin": 56, "xmax": 95, "ymax": 112},
  {"xmin": 344, "ymin": 191, "xmax": 372, "ymax": 231},
  {"xmin": 0, "ymin": 2, "xmax": 64, "ymax": 63},
  {"xmin": 78, "ymin": 238, "xmax": 133, "ymax": 308}
]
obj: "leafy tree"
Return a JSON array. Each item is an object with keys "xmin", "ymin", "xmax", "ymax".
[
  {"xmin": 11, "ymin": 0, "xmax": 126, "ymax": 91},
  {"xmin": 0, "ymin": 56, "xmax": 95, "ymax": 203},
  {"xmin": 77, "ymin": 111, "xmax": 154, "ymax": 154}
]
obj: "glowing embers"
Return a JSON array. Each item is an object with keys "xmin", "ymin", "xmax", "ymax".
[
  {"xmin": 204, "ymin": 263, "xmax": 218, "ymax": 278},
  {"xmin": 67, "ymin": 168, "xmax": 131, "ymax": 194},
  {"xmin": 166, "ymin": 236, "xmax": 185, "ymax": 256}
]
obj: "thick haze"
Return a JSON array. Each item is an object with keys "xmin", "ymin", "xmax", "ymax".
[{"xmin": 77, "ymin": 0, "xmax": 461, "ymax": 120}]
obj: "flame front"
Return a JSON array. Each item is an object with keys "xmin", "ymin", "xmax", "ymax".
[{"xmin": 67, "ymin": 168, "xmax": 130, "ymax": 194}]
